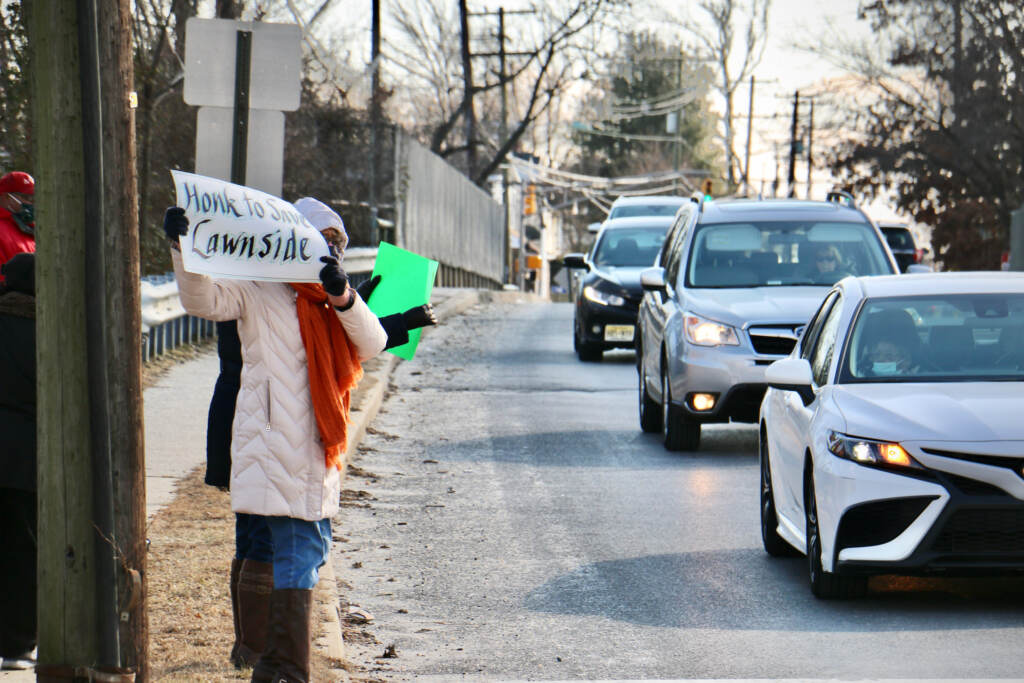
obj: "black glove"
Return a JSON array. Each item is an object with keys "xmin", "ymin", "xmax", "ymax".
[
  {"xmin": 356, "ymin": 274, "xmax": 381, "ymax": 300},
  {"xmin": 401, "ymin": 303, "xmax": 437, "ymax": 330},
  {"xmin": 319, "ymin": 256, "xmax": 349, "ymax": 296},
  {"xmin": 163, "ymin": 206, "xmax": 188, "ymax": 242}
]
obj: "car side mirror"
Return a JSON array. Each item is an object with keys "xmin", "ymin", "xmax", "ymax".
[
  {"xmin": 765, "ymin": 357, "xmax": 815, "ymax": 405},
  {"xmin": 563, "ymin": 253, "xmax": 590, "ymax": 271},
  {"xmin": 906, "ymin": 264, "xmax": 932, "ymax": 274},
  {"xmin": 640, "ymin": 266, "xmax": 667, "ymax": 292}
]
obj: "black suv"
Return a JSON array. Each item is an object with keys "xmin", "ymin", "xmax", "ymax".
[{"xmin": 878, "ymin": 221, "xmax": 926, "ymax": 272}]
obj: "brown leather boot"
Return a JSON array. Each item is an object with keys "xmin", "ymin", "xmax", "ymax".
[
  {"xmin": 229, "ymin": 558, "xmax": 243, "ymax": 665},
  {"xmin": 251, "ymin": 589, "xmax": 313, "ymax": 683},
  {"xmin": 234, "ymin": 559, "xmax": 274, "ymax": 667}
]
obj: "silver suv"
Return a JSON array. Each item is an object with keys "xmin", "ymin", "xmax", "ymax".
[{"xmin": 636, "ymin": 192, "xmax": 899, "ymax": 451}]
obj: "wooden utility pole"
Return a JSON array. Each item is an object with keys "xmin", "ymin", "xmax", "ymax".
[
  {"xmin": 97, "ymin": 0, "xmax": 147, "ymax": 676},
  {"xmin": 459, "ymin": 0, "xmax": 477, "ymax": 179},
  {"xmin": 466, "ymin": 5, "xmax": 534, "ymax": 283},
  {"xmin": 30, "ymin": 0, "xmax": 145, "ymax": 679},
  {"xmin": 787, "ymin": 90, "xmax": 799, "ymax": 198},
  {"xmin": 743, "ymin": 76, "xmax": 755, "ymax": 195},
  {"xmin": 806, "ymin": 99, "xmax": 814, "ymax": 199},
  {"xmin": 369, "ymin": 0, "xmax": 381, "ymax": 245}
]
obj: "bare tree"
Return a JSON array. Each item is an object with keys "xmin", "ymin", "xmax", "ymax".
[
  {"xmin": 388, "ymin": 0, "xmax": 625, "ymax": 186},
  {"xmin": 665, "ymin": 0, "xmax": 770, "ymax": 188},
  {"xmin": 812, "ymin": 0, "xmax": 1024, "ymax": 270}
]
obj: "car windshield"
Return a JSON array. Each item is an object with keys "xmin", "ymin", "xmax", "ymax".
[
  {"xmin": 608, "ymin": 203, "xmax": 682, "ymax": 219},
  {"xmin": 840, "ymin": 294, "xmax": 1024, "ymax": 383},
  {"xmin": 592, "ymin": 227, "xmax": 667, "ymax": 267},
  {"xmin": 685, "ymin": 220, "xmax": 893, "ymax": 288},
  {"xmin": 883, "ymin": 228, "xmax": 914, "ymax": 249}
]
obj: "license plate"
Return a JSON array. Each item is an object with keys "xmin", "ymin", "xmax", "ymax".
[{"xmin": 604, "ymin": 324, "xmax": 635, "ymax": 342}]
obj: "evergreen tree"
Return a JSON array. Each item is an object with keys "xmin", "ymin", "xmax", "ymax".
[
  {"xmin": 573, "ymin": 32, "xmax": 717, "ymax": 179},
  {"xmin": 0, "ymin": 2, "xmax": 32, "ymax": 173}
]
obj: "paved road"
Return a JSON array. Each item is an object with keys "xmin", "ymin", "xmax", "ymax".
[{"xmin": 335, "ymin": 299, "xmax": 1024, "ymax": 681}]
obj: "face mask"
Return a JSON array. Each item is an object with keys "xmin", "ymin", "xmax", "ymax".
[
  {"xmin": 872, "ymin": 361, "xmax": 900, "ymax": 375},
  {"xmin": 11, "ymin": 202, "xmax": 34, "ymax": 236}
]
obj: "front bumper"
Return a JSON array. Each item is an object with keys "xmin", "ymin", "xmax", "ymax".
[
  {"xmin": 575, "ymin": 297, "xmax": 640, "ymax": 349},
  {"xmin": 814, "ymin": 445, "xmax": 1024, "ymax": 575},
  {"xmin": 670, "ymin": 343, "xmax": 785, "ymax": 423}
]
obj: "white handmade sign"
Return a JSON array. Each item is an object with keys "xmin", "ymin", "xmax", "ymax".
[{"xmin": 172, "ymin": 170, "xmax": 330, "ymax": 282}]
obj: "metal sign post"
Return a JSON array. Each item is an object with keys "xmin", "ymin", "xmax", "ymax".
[
  {"xmin": 231, "ymin": 29, "xmax": 252, "ymax": 185},
  {"xmin": 184, "ymin": 18, "xmax": 300, "ymax": 195}
]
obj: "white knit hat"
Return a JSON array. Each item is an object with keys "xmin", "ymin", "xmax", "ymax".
[{"xmin": 294, "ymin": 196, "xmax": 348, "ymax": 252}]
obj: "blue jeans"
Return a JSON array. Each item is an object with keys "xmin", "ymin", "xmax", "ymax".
[
  {"xmin": 267, "ymin": 516, "xmax": 332, "ymax": 589},
  {"xmin": 235, "ymin": 513, "xmax": 274, "ymax": 562},
  {"xmin": 235, "ymin": 514, "xmax": 331, "ymax": 589}
]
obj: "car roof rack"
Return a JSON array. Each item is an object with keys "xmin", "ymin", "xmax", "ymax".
[
  {"xmin": 689, "ymin": 190, "xmax": 706, "ymax": 216},
  {"xmin": 825, "ymin": 190, "xmax": 856, "ymax": 207}
]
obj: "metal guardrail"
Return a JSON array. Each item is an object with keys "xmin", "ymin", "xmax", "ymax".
[{"xmin": 140, "ymin": 247, "xmax": 378, "ymax": 363}]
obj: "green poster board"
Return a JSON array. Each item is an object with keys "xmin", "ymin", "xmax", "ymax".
[{"xmin": 364, "ymin": 242, "xmax": 439, "ymax": 359}]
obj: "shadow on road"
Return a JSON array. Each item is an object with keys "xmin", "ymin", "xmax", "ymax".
[
  {"xmin": 437, "ymin": 426, "xmax": 759, "ymax": 469},
  {"xmin": 523, "ymin": 549, "xmax": 1024, "ymax": 631}
]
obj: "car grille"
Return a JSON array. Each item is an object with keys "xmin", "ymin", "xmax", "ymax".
[
  {"xmin": 921, "ymin": 447, "xmax": 1024, "ymax": 473},
  {"xmin": 930, "ymin": 508, "xmax": 1024, "ymax": 553},
  {"xmin": 943, "ymin": 473, "xmax": 1010, "ymax": 497},
  {"xmin": 835, "ymin": 497, "xmax": 936, "ymax": 552},
  {"xmin": 747, "ymin": 325, "xmax": 801, "ymax": 356}
]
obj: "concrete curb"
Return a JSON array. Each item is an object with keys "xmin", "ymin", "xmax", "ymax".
[
  {"xmin": 321, "ymin": 287, "xmax": 482, "ymax": 668},
  {"xmin": 0, "ymin": 289, "xmax": 487, "ymax": 682}
]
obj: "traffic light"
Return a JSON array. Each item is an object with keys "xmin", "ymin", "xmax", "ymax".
[
  {"xmin": 524, "ymin": 184, "xmax": 537, "ymax": 215},
  {"xmin": 701, "ymin": 178, "xmax": 714, "ymax": 200}
]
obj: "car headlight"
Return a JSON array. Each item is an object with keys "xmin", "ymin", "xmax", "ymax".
[
  {"xmin": 826, "ymin": 431, "xmax": 920, "ymax": 470},
  {"xmin": 683, "ymin": 312, "xmax": 739, "ymax": 346},
  {"xmin": 583, "ymin": 285, "xmax": 626, "ymax": 307}
]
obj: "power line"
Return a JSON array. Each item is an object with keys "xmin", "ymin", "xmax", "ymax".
[{"xmin": 572, "ymin": 121, "xmax": 688, "ymax": 144}]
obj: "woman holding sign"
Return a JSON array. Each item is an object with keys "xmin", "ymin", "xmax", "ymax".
[
  {"xmin": 206, "ymin": 200, "xmax": 437, "ymax": 671},
  {"xmin": 164, "ymin": 199, "xmax": 386, "ymax": 683}
]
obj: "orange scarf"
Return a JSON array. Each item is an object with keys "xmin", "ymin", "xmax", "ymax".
[{"xmin": 290, "ymin": 283, "xmax": 363, "ymax": 470}]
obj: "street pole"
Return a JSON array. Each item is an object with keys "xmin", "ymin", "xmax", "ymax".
[
  {"xmin": 31, "ymin": 0, "xmax": 145, "ymax": 678},
  {"xmin": 467, "ymin": 5, "xmax": 532, "ymax": 281},
  {"xmin": 499, "ymin": 7, "xmax": 507, "ymax": 145},
  {"xmin": 369, "ymin": 0, "xmax": 381, "ymax": 245},
  {"xmin": 459, "ymin": 0, "xmax": 476, "ymax": 179},
  {"xmin": 772, "ymin": 141, "xmax": 780, "ymax": 198},
  {"xmin": 499, "ymin": 7, "xmax": 511, "ymax": 283},
  {"xmin": 230, "ymin": 30, "xmax": 252, "ymax": 185},
  {"xmin": 33, "ymin": 2, "xmax": 99, "ymax": 673},
  {"xmin": 504, "ymin": 165, "xmax": 513, "ymax": 284},
  {"xmin": 744, "ymin": 75, "xmax": 755, "ymax": 195},
  {"xmin": 97, "ymin": 0, "xmax": 147, "ymax": 673},
  {"xmin": 806, "ymin": 98, "xmax": 814, "ymax": 199},
  {"xmin": 787, "ymin": 90, "xmax": 799, "ymax": 198}
]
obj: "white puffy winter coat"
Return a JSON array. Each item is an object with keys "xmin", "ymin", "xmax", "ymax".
[{"xmin": 171, "ymin": 250, "xmax": 387, "ymax": 521}]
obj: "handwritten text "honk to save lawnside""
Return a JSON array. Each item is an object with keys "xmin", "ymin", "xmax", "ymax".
[{"xmin": 181, "ymin": 182, "xmax": 316, "ymax": 263}]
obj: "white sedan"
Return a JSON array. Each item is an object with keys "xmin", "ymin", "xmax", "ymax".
[{"xmin": 759, "ymin": 272, "xmax": 1024, "ymax": 599}]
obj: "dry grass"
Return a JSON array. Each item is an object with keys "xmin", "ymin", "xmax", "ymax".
[
  {"xmin": 146, "ymin": 469, "xmax": 346, "ymax": 682},
  {"xmin": 146, "ymin": 467, "xmax": 242, "ymax": 681},
  {"xmin": 142, "ymin": 343, "xmax": 352, "ymax": 681}
]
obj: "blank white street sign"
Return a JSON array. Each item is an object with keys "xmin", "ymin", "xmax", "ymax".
[
  {"xmin": 195, "ymin": 107, "xmax": 284, "ymax": 196},
  {"xmin": 184, "ymin": 18, "xmax": 301, "ymax": 111}
]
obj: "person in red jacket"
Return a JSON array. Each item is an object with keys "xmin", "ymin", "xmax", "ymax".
[{"xmin": 0, "ymin": 172, "xmax": 36, "ymax": 282}]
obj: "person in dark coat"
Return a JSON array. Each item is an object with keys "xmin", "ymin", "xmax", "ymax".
[{"xmin": 0, "ymin": 252, "xmax": 37, "ymax": 671}]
